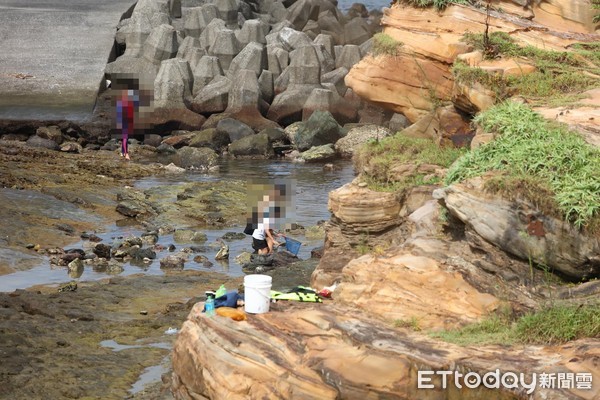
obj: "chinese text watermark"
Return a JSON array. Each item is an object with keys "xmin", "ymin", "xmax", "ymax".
[{"xmin": 418, "ymin": 369, "xmax": 593, "ymax": 394}]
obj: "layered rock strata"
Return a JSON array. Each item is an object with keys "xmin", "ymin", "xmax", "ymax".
[{"xmin": 345, "ymin": 1, "xmax": 600, "ymax": 123}]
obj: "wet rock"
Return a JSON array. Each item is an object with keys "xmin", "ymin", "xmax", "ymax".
[
  {"xmin": 215, "ymin": 243, "xmax": 229, "ymax": 259},
  {"xmin": 221, "ymin": 232, "xmax": 246, "ymax": 241},
  {"xmin": 235, "ymin": 251, "xmax": 252, "ymax": 265},
  {"xmin": 228, "ymin": 133, "xmax": 273, "ymax": 158},
  {"xmin": 261, "ymin": 127, "xmax": 286, "ymax": 143},
  {"xmin": 93, "ymin": 243, "xmax": 112, "ymax": 260},
  {"xmin": 160, "ymin": 254, "xmax": 187, "ymax": 269},
  {"xmin": 106, "ymin": 261, "xmax": 125, "ymax": 275},
  {"xmin": 115, "ymin": 199, "xmax": 153, "ymax": 218},
  {"xmin": 55, "ymin": 223, "xmax": 76, "ymax": 235},
  {"xmin": 193, "ymin": 254, "xmax": 210, "ymax": 263},
  {"xmin": 58, "ymin": 281, "xmax": 78, "ymax": 292},
  {"xmin": 128, "ymin": 247, "xmax": 157, "ymax": 261},
  {"xmin": 173, "ymin": 147, "xmax": 219, "ymax": 170},
  {"xmin": 112, "ymin": 248, "xmax": 129, "ymax": 259},
  {"xmin": 141, "ymin": 232, "xmax": 159, "ymax": 245},
  {"xmin": 67, "ymin": 258, "xmax": 84, "ymax": 275},
  {"xmin": 310, "ymin": 245, "xmax": 324, "ymax": 258},
  {"xmin": 296, "ymin": 144, "xmax": 336, "ymax": 163}
]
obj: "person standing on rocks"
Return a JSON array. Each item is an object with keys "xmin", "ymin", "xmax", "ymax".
[{"xmin": 115, "ymin": 88, "xmax": 139, "ymax": 160}]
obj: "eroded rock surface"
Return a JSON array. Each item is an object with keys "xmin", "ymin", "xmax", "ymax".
[
  {"xmin": 435, "ymin": 177, "xmax": 600, "ymax": 281},
  {"xmin": 345, "ymin": 2, "xmax": 600, "ymax": 123}
]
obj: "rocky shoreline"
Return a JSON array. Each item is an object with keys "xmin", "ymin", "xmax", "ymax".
[{"xmin": 1, "ymin": 0, "xmax": 599, "ymax": 399}]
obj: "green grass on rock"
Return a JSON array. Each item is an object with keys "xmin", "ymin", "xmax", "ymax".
[{"xmin": 446, "ymin": 101, "xmax": 600, "ymax": 231}]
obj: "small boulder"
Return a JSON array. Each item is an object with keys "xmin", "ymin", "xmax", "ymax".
[
  {"xmin": 228, "ymin": 133, "xmax": 273, "ymax": 157},
  {"xmin": 291, "ymin": 110, "xmax": 345, "ymax": 151},
  {"xmin": 216, "ymin": 118, "xmax": 255, "ymax": 142},
  {"xmin": 189, "ymin": 128, "xmax": 231, "ymax": 151},
  {"xmin": 173, "ymin": 147, "xmax": 219, "ymax": 169},
  {"xmin": 297, "ymin": 144, "xmax": 336, "ymax": 163}
]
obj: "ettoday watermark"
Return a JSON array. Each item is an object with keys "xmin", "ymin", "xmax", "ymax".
[{"xmin": 418, "ymin": 369, "xmax": 593, "ymax": 394}]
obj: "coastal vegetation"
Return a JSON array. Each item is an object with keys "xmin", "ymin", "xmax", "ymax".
[
  {"xmin": 397, "ymin": 0, "xmax": 470, "ymax": 9},
  {"xmin": 453, "ymin": 32, "xmax": 600, "ymax": 107},
  {"xmin": 446, "ymin": 101, "xmax": 600, "ymax": 232},
  {"xmin": 431, "ymin": 302, "xmax": 600, "ymax": 345},
  {"xmin": 354, "ymin": 135, "xmax": 465, "ymax": 192},
  {"xmin": 371, "ymin": 33, "xmax": 403, "ymax": 57}
]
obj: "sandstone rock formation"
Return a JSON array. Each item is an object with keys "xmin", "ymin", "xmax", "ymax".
[
  {"xmin": 345, "ymin": 1, "xmax": 600, "ymax": 123},
  {"xmin": 172, "ymin": 249, "xmax": 599, "ymax": 399},
  {"xmin": 171, "ymin": 159, "xmax": 600, "ymax": 400},
  {"xmin": 434, "ymin": 177, "xmax": 600, "ymax": 281}
]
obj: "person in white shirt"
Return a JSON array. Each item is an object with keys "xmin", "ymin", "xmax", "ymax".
[{"xmin": 251, "ymin": 194, "xmax": 283, "ymax": 255}]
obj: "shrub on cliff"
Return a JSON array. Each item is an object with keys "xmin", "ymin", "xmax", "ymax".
[
  {"xmin": 372, "ymin": 33, "xmax": 403, "ymax": 57},
  {"xmin": 455, "ymin": 32, "xmax": 600, "ymax": 107},
  {"xmin": 446, "ymin": 101, "xmax": 600, "ymax": 232},
  {"xmin": 396, "ymin": 0, "xmax": 470, "ymax": 10},
  {"xmin": 354, "ymin": 134, "xmax": 465, "ymax": 192}
]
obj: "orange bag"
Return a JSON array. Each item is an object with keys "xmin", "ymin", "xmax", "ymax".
[{"xmin": 216, "ymin": 307, "xmax": 247, "ymax": 321}]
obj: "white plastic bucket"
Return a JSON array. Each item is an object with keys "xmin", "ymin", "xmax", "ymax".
[{"xmin": 244, "ymin": 274, "xmax": 272, "ymax": 314}]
